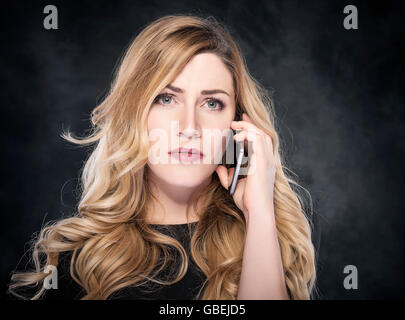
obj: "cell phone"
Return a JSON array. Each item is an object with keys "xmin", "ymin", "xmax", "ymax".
[
  {"xmin": 229, "ymin": 109, "xmax": 244, "ymax": 195},
  {"xmin": 229, "ymin": 131, "xmax": 244, "ymax": 195}
]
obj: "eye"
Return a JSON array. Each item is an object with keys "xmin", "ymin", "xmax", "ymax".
[
  {"xmin": 205, "ymin": 97, "xmax": 225, "ymax": 111},
  {"xmin": 153, "ymin": 93, "xmax": 226, "ymax": 111},
  {"xmin": 154, "ymin": 93, "xmax": 174, "ymax": 105}
]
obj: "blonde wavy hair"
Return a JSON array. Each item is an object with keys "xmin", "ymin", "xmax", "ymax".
[{"xmin": 8, "ymin": 13, "xmax": 318, "ymax": 300}]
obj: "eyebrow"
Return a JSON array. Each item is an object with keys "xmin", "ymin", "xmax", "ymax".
[{"xmin": 165, "ymin": 84, "xmax": 230, "ymax": 97}]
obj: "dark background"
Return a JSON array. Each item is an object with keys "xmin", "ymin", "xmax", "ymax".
[{"xmin": 1, "ymin": 0, "xmax": 404, "ymax": 299}]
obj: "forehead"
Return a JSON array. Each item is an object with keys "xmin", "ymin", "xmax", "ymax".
[{"xmin": 170, "ymin": 53, "xmax": 234, "ymax": 95}]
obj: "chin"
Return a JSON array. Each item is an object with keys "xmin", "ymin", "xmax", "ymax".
[{"xmin": 150, "ymin": 165, "xmax": 211, "ymax": 188}]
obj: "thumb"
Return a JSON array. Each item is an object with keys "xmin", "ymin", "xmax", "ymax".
[{"xmin": 215, "ymin": 165, "xmax": 229, "ymax": 190}]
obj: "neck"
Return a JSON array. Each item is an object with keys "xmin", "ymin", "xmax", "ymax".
[{"xmin": 145, "ymin": 168, "xmax": 211, "ymax": 224}]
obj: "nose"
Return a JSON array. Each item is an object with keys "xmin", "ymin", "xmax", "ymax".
[{"xmin": 178, "ymin": 105, "xmax": 201, "ymax": 139}]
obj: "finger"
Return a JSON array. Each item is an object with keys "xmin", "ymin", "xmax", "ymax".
[
  {"xmin": 231, "ymin": 119, "xmax": 264, "ymax": 135},
  {"xmin": 233, "ymin": 129, "xmax": 249, "ymax": 155},
  {"xmin": 215, "ymin": 165, "xmax": 229, "ymax": 190},
  {"xmin": 233, "ymin": 127, "xmax": 259, "ymax": 159},
  {"xmin": 242, "ymin": 113, "xmax": 253, "ymax": 123},
  {"xmin": 233, "ymin": 129, "xmax": 246, "ymax": 142},
  {"xmin": 242, "ymin": 113, "xmax": 273, "ymax": 154}
]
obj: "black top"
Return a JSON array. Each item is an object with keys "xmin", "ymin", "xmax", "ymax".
[
  {"xmin": 11, "ymin": 213, "xmax": 321, "ymax": 300},
  {"xmin": 41, "ymin": 221, "xmax": 206, "ymax": 300}
]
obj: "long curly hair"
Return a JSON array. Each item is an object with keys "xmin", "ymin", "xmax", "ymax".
[{"xmin": 8, "ymin": 14, "xmax": 318, "ymax": 300}]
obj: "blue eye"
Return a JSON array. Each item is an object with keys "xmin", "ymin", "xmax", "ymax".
[
  {"xmin": 205, "ymin": 98, "xmax": 225, "ymax": 111},
  {"xmin": 154, "ymin": 93, "xmax": 173, "ymax": 105},
  {"xmin": 153, "ymin": 93, "xmax": 225, "ymax": 111}
]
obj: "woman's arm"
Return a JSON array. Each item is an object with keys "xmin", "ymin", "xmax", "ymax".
[
  {"xmin": 217, "ymin": 113, "xmax": 290, "ymax": 299},
  {"xmin": 237, "ymin": 202, "xmax": 290, "ymax": 300}
]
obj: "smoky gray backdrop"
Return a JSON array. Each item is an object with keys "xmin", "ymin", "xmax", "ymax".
[{"xmin": 1, "ymin": 0, "xmax": 404, "ymax": 299}]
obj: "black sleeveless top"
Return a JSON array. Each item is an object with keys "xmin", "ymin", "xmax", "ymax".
[{"xmin": 40, "ymin": 221, "xmax": 206, "ymax": 300}]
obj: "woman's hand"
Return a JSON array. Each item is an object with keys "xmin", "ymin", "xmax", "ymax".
[
  {"xmin": 216, "ymin": 113, "xmax": 289, "ymax": 300},
  {"xmin": 215, "ymin": 113, "xmax": 276, "ymax": 223}
]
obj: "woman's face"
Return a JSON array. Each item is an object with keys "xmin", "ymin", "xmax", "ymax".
[{"xmin": 147, "ymin": 52, "xmax": 236, "ymax": 188}]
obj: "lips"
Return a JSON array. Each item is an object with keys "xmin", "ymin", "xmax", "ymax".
[
  {"xmin": 168, "ymin": 147, "xmax": 204, "ymax": 163},
  {"xmin": 168, "ymin": 147, "xmax": 204, "ymax": 157}
]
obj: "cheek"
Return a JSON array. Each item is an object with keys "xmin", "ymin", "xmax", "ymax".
[
  {"xmin": 147, "ymin": 111, "xmax": 159, "ymax": 133},
  {"xmin": 205, "ymin": 127, "xmax": 232, "ymax": 164},
  {"xmin": 147, "ymin": 111, "xmax": 170, "ymax": 145}
]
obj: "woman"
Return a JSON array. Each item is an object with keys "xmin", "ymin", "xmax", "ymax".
[{"xmin": 8, "ymin": 14, "xmax": 318, "ymax": 300}]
